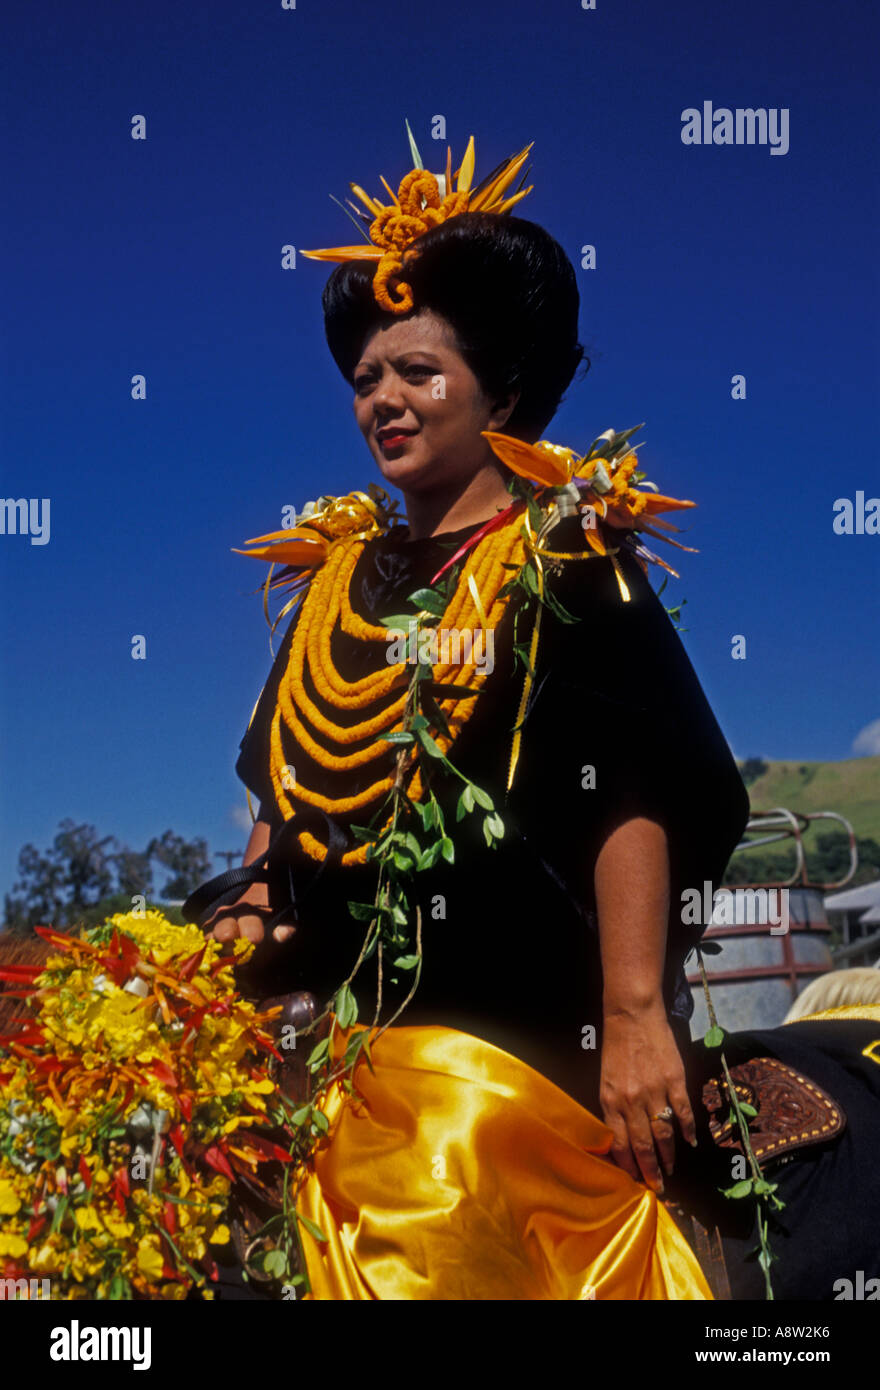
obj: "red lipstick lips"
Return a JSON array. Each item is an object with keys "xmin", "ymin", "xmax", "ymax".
[{"xmin": 377, "ymin": 427, "xmax": 417, "ymax": 451}]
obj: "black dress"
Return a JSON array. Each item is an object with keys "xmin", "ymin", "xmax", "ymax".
[{"xmin": 234, "ymin": 516, "xmax": 751, "ymax": 1113}]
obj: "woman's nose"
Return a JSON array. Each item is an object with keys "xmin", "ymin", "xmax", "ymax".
[{"xmin": 372, "ymin": 373, "xmax": 406, "ymax": 414}]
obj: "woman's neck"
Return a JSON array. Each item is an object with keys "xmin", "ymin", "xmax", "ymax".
[{"xmin": 402, "ymin": 466, "xmax": 513, "ymax": 541}]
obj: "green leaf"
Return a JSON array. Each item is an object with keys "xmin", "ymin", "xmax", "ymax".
[
  {"xmin": 737, "ymin": 1102, "xmax": 758, "ymax": 1119},
  {"xmin": 393, "ymin": 954, "xmax": 420, "ymax": 970},
  {"xmin": 456, "ymin": 785, "xmax": 475, "ymax": 821},
  {"xmin": 263, "ymin": 1249, "xmax": 288, "ymax": 1279},
  {"xmin": 440, "ymin": 837, "xmax": 455, "ymax": 864},
  {"xmin": 417, "ymin": 842, "xmax": 443, "ymax": 871},
  {"xmin": 483, "ymin": 812, "xmax": 505, "ymax": 844},
  {"xmin": 50, "ymin": 1194, "xmax": 68, "ymax": 1236},
  {"xmin": 380, "ymin": 730, "xmax": 415, "ymax": 745},
  {"xmin": 347, "ymin": 901, "xmax": 379, "ymax": 922},
  {"xmin": 289, "ymin": 1105, "xmax": 311, "ymax": 1126},
  {"xmin": 378, "ymin": 613, "xmax": 415, "ymax": 629},
  {"xmin": 703, "ymin": 1026, "xmax": 725, "ymax": 1049},
  {"xmin": 721, "ymin": 1179, "xmax": 754, "ymax": 1199},
  {"xmin": 311, "ymin": 1109, "xmax": 330, "ymax": 1135},
  {"xmin": 334, "ymin": 983, "xmax": 358, "ymax": 1029},
  {"xmin": 416, "ymin": 728, "xmax": 446, "ymax": 760},
  {"xmin": 307, "ymin": 1037, "xmax": 330, "ymax": 1069},
  {"xmin": 409, "ymin": 714, "xmax": 429, "ymax": 731},
  {"xmin": 296, "ymin": 1212, "xmax": 328, "ymax": 1243},
  {"xmin": 520, "ymin": 563, "xmax": 538, "ymax": 595},
  {"xmin": 424, "ymin": 683, "xmax": 479, "ymax": 702},
  {"xmin": 471, "ymin": 785, "xmax": 494, "ymax": 811},
  {"xmin": 349, "ymin": 824, "xmax": 379, "ymax": 843},
  {"xmin": 408, "ymin": 587, "xmax": 447, "ymax": 616}
]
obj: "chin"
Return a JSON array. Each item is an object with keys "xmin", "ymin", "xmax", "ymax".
[{"xmin": 372, "ymin": 450, "xmax": 441, "ymax": 492}]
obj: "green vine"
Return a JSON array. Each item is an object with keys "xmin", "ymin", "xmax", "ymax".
[{"xmin": 697, "ymin": 946, "xmax": 785, "ymax": 1299}]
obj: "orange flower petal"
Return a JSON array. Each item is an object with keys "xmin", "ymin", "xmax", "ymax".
[
  {"xmin": 482, "ymin": 431, "xmax": 573, "ymax": 487},
  {"xmin": 299, "ymin": 246, "xmax": 384, "ymax": 262},
  {"xmin": 231, "ymin": 537, "xmax": 328, "ymax": 567},
  {"xmin": 640, "ymin": 494, "xmax": 696, "ymax": 513}
]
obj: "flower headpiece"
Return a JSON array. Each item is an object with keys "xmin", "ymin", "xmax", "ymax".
[{"xmin": 301, "ymin": 122, "xmax": 534, "ymax": 314}]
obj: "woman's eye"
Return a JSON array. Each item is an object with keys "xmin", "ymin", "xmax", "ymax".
[
  {"xmin": 405, "ymin": 365, "xmax": 431, "ymax": 380},
  {"xmin": 354, "ymin": 376, "xmax": 374, "ymax": 395}
]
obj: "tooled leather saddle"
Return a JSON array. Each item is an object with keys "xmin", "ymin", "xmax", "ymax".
[{"xmin": 666, "ymin": 1054, "xmax": 845, "ymax": 1299}]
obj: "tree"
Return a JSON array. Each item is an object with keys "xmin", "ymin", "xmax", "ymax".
[
  {"xmin": 3, "ymin": 822, "xmax": 215, "ymax": 935},
  {"xmin": 111, "ymin": 848, "xmax": 154, "ymax": 900},
  {"xmin": 145, "ymin": 830, "xmax": 213, "ymax": 901},
  {"xmin": 738, "ymin": 756, "xmax": 769, "ymax": 789}
]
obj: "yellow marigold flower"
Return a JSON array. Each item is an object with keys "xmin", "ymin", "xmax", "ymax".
[
  {"xmin": 60, "ymin": 1133, "xmax": 81, "ymax": 1159},
  {"xmin": 74, "ymin": 1206, "xmax": 102, "ymax": 1232},
  {"xmin": 0, "ymin": 1180, "xmax": 22, "ymax": 1215},
  {"xmin": 136, "ymin": 1235, "xmax": 164, "ymax": 1282},
  {"xmin": 102, "ymin": 1211, "xmax": 134, "ymax": 1240},
  {"xmin": 247, "ymin": 1078, "xmax": 276, "ymax": 1095},
  {"xmin": 0, "ymin": 1233, "xmax": 28, "ymax": 1258},
  {"xmin": 209, "ymin": 1224, "xmax": 231, "ymax": 1245},
  {"xmin": 182, "ymin": 1233, "xmax": 206, "ymax": 1261},
  {"xmin": 32, "ymin": 1241, "xmax": 62, "ymax": 1271}
]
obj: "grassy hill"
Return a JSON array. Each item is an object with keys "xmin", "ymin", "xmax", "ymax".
[{"xmin": 739, "ymin": 755, "xmax": 880, "ymax": 843}]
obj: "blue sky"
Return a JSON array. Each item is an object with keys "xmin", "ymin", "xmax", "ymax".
[{"xmin": 1, "ymin": 0, "xmax": 877, "ymax": 900}]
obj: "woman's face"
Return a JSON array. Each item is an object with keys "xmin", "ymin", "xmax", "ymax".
[{"xmin": 352, "ymin": 309, "xmax": 517, "ymax": 495}]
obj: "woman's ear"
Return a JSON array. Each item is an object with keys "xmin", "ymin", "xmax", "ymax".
[{"xmin": 487, "ymin": 390, "xmax": 520, "ymax": 432}]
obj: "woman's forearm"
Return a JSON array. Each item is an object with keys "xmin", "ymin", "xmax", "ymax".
[
  {"xmin": 594, "ymin": 815, "xmax": 670, "ymax": 1018},
  {"xmin": 592, "ymin": 814, "xmax": 696, "ymax": 1189},
  {"xmin": 243, "ymin": 810, "xmax": 272, "ymax": 871}
]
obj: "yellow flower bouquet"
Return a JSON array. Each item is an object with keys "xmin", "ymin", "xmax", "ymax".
[{"xmin": 0, "ymin": 911, "xmax": 292, "ymax": 1299}]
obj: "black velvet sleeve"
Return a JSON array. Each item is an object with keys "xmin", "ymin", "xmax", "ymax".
[{"xmin": 510, "ymin": 532, "xmax": 751, "ymax": 951}]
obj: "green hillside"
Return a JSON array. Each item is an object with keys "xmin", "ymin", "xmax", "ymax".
[{"xmin": 740, "ymin": 755, "xmax": 880, "ymax": 842}]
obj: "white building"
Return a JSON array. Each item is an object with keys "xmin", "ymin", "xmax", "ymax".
[{"xmin": 824, "ymin": 880, "xmax": 880, "ymax": 966}]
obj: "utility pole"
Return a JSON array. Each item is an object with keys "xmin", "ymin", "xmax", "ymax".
[{"xmin": 214, "ymin": 850, "xmax": 243, "ymax": 871}]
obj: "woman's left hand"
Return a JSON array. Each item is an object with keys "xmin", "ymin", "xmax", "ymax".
[{"xmin": 598, "ymin": 1003, "xmax": 696, "ymax": 1195}]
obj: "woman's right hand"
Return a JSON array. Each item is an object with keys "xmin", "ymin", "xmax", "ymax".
[
  {"xmin": 205, "ymin": 883, "xmax": 297, "ymax": 946},
  {"xmin": 205, "ymin": 810, "xmax": 297, "ymax": 946}
]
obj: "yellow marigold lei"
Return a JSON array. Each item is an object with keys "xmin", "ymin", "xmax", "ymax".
[{"xmin": 269, "ymin": 515, "xmax": 526, "ymax": 864}]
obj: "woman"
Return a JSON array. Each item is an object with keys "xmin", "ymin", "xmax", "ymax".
[{"xmin": 203, "ymin": 140, "xmax": 750, "ymax": 1299}]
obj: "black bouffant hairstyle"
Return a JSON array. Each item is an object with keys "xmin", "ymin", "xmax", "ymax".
[{"xmin": 321, "ymin": 212, "xmax": 586, "ymax": 442}]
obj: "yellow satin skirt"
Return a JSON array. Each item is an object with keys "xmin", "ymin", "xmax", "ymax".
[{"xmin": 296, "ymin": 1023, "xmax": 711, "ymax": 1300}]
